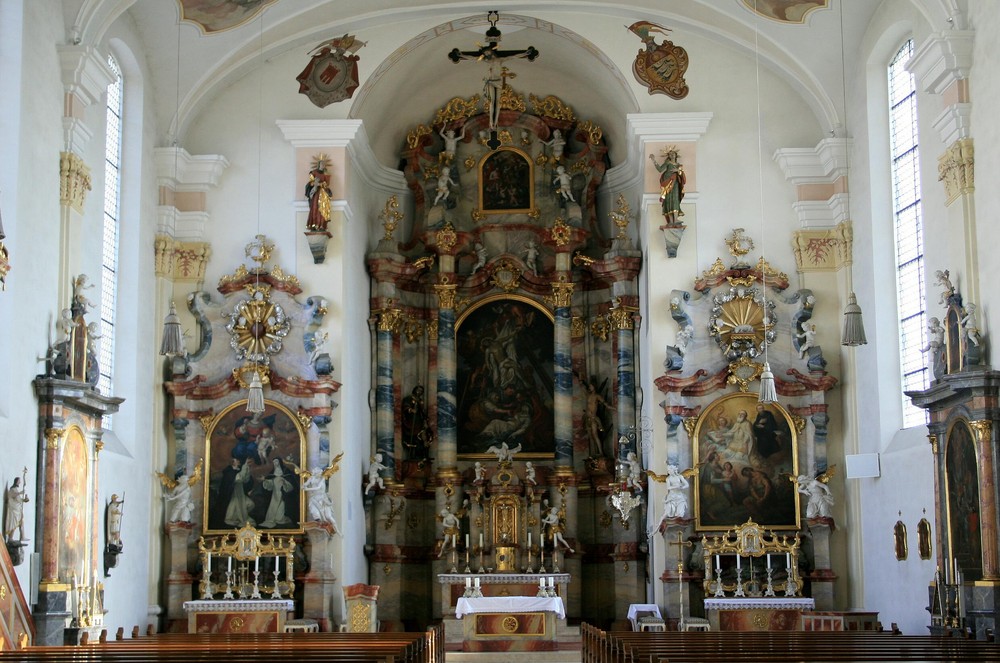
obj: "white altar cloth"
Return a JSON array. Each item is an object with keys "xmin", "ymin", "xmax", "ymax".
[
  {"xmin": 704, "ymin": 597, "xmax": 815, "ymax": 611},
  {"xmin": 183, "ymin": 599, "xmax": 295, "ymax": 613},
  {"xmin": 456, "ymin": 596, "xmax": 566, "ymax": 620}
]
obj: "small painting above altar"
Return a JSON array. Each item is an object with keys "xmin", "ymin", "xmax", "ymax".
[
  {"xmin": 457, "ymin": 297, "xmax": 554, "ymax": 458},
  {"xmin": 693, "ymin": 393, "xmax": 799, "ymax": 530},
  {"xmin": 203, "ymin": 400, "xmax": 306, "ymax": 534},
  {"xmin": 479, "ymin": 147, "xmax": 534, "ymax": 214}
]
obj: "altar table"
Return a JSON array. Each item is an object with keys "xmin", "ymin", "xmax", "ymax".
[
  {"xmin": 183, "ymin": 599, "xmax": 294, "ymax": 634},
  {"xmin": 453, "ymin": 595, "xmax": 566, "ymax": 652},
  {"xmin": 704, "ymin": 597, "xmax": 815, "ymax": 631}
]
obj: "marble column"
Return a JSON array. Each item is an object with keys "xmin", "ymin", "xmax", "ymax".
[
  {"xmin": 552, "ymin": 282, "xmax": 574, "ymax": 466},
  {"xmin": 302, "ymin": 523, "xmax": 338, "ymax": 631},
  {"xmin": 434, "ymin": 282, "xmax": 458, "ymax": 465},
  {"xmin": 375, "ymin": 306, "xmax": 402, "ymax": 479},
  {"xmin": 610, "ymin": 299, "xmax": 638, "ymax": 461}
]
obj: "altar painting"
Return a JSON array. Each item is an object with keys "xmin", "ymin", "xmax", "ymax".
[
  {"xmin": 693, "ymin": 393, "xmax": 799, "ymax": 530},
  {"xmin": 58, "ymin": 426, "xmax": 89, "ymax": 580},
  {"xmin": 945, "ymin": 419, "xmax": 982, "ymax": 579},
  {"xmin": 479, "ymin": 148, "xmax": 533, "ymax": 213},
  {"xmin": 203, "ymin": 400, "xmax": 305, "ymax": 534},
  {"xmin": 456, "ymin": 297, "xmax": 554, "ymax": 458}
]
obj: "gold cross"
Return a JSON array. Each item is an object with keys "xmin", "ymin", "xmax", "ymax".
[{"xmin": 670, "ymin": 530, "xmax": 694, "ymax": 571}]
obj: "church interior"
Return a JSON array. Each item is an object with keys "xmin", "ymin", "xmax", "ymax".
[{"xmin": 1, "ymin": 0, "xmax": 999, "ymax": 657}]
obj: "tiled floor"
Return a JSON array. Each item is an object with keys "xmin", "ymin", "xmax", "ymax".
[{"xmin": 446, "ymin": 653, "xmax": 582, "ymax": 662}]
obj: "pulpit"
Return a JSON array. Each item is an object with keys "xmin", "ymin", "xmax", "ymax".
[{"xmin": 343, "ymin": 583, "xmax": 380, "ymax": 632}]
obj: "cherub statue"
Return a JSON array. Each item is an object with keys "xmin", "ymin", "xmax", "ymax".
[
  {"xmin": 542, "ymin": 128, "xmax": 566, "ymax": 162},
  {"xmin": 794, "ymin": 466, "xmax": 836, "ymax": 519},
  {"xmin": 436, "ymin": 508, "xmax": 461, "ymax": 556},
  {"xmin": 364, "ymin": 453, "xmax": 386, "ymax": 495},
  {"xmin": 156, "ymin": 459, "xmax": 203, "ymax": 523},
  {"xmin": 922, "ymin": 317, "xmax": 944, "ymax": 354},
  {"xmin": 290, "ymin": 452, "xmax": 344, "ymax": 533},
  {"xmin": 470, "ymin": 242, "xmax": 487, "ymax": 275},
  {"xmin": 438, "ymin": 123, "xmax": 467, "ymax": 164},
  {"xmin": 796, "ymin": 323, "xmax": 817, "ymax": 358},
  {"xmin": 524, "ymin": 461, "xmax": 537, "ymax": 485},
  {"xmin": 474, "ymin": 462, "xmax": 486, "ymax": 482},
  {"xmin": 72, "ymin": 274, "xmax": 95, "ymax": 311},
  {"xmin": 623, "ymin": 451, "xmax": 643, "ymax": 491},
  {"xmin": 433, "ymin": 166, "xmax": 456, "ymax": 207},
  {"xmin": 962, "ymin": 303, "xmax": 981, "ymax": 347},
  {"xmin": 675, "ymin": 324, "xmax": 694, "ymax": 356},
  {"xmin": 553, "ymin": 165, "xmax": 575, "ymax": 202},
  {"xmin": 309, "ymin": 331, "xmax": 329, "ymax": 364},
  {"xmin": 935, "ymin": 269, "xmax": 954, "ymax": 306},
  {"xmin": 486, "ymin": 441, "xmax": 521, "ymax": 464},
  {"xmin": 524, "ymin": 240, "xmax": 539, "ymax": 275}
]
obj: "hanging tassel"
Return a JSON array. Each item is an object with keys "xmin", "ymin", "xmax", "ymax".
[
  {"xmin": 759, "ymin": 362, "xmax": 777, "ymax": 404},
  {"xmin": 247, "ymin": 370, "xmax": 265, "ymax": 413},
  {"xmin": 159, "ymin": 301, "xmax": 184, "ymax": 357},
  {"xmin": 842, "ymin": 292, "xmax": 868, "ymax": 346}
]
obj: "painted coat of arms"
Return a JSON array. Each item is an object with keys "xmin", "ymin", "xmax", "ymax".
[
  {"xmin": 627, "ymin": 22, "xmax": 690, "ymax": 99},
  {"xmin": 296, "ymin": 35, "xmax": 367, "ymax": 108}
]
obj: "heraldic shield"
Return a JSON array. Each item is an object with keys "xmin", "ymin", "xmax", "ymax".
[
  {"xmin": 296, "ymin": 35, "xmax": 366, "ymax": 108},
  {"xmin": 627, "ymin": 21, "xmax": 690, "ymax": 100}
]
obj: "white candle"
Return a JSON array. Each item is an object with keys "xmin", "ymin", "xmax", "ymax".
[
  {"xmin": 786, "ymin": 552, "xmax": 790, "ymax": 568},
  {"xmin": 228, "ymin": 557, "xmax": 232, "ymax": 573},
  {"xmin": 466, "ymin": 577, "xmax": 472, "ymax": 588},
  {"xmin": 528, "ymin": 532, "xmax": 532, "ymax": 547},
  {"xmin": 714, "ymin": 554, "xmax": 720, "ymax": 571},
  {"xmin": 465, "ymin": 534, "xmax": 470, "ymax": 548},
  {"xmin": 766, "ymin": 554, "xmax": 771, "ymax": 570},
  {"xmin": 548, "ymin": 577, "xmax": 554, "ymax": 588},
  {"xmin": 276, "ymin": 556, "xmax": 281, "ymax": 574},
  {"xmin": 480, "ymin": 533, "xmax": 484, "ymax": 547},
  {"xmin": 474, "ymin": 577, "xmax": 480, "ymax": 588},
  {"xmin": 539, "ymin": 578, "xmax": 545, "ymax": 589},
  {"xmin": 736, "ymin": 555, "xmax": 741, "ymax": 570},
  {"xmin": 255, "ymin": 557, "xmax": 259, "ymax": 574},
  {"xmin": 207, "ymin": 552, "xmax": 212, "ymax": 570}
]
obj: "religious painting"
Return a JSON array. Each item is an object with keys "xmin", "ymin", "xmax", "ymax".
[
  {"xmin": 178, "ymin": 0, "xmax": 279, "ymax": 34},
  {"xmin": 740, "ymin": 0, "xmax": 828, "ymax": 24},
  {"xmin": 479, "ymin": 148, "xmax": 534, "ymax": 214},
  {"xmin": 58, "ymin": 426, "xmax": 89, "ymax": 581},
  {"xmin": 693, "ymin": 393, "xmax": 799, "ymax": 531},
  {"xmin": 894, "ymin": 520, "xmax": 908, "ymax": 560},
  {"xmin": 203, "ymin": 400, "xmax": 306, "ymax": 534},
  {"xmin": 945, "ymin": 419, "xmax": 982, "ymax": 580},
  {"xmin": 918, "ymin": 517, "xmax": 933, "ymax": 560},
  {"xmin": 456, "ymin": 296, "xmax": 554, "ymax": 458}
]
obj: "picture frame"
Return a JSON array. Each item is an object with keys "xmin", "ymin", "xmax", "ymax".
[
  {"xmin": 478, "ymin": 147, "xmax": 534, "ymax": 214},
  {"xmin": 693, "ymin": 393, "xmax": 800, "ymax": 530},
  {"xmin": 456, "ymin": 295, "xmax": 555, "ymax": 458},
  {"xmin": 945, "ymin": 418, "xmax": 982, "ymax": 579},
  {"xmin": 203, "ymin": 399, "xmax": 306, "ymax": 534}
]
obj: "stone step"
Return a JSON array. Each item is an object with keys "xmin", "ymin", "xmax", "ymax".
[{"xmin": 446, "ymin": 652, "xmax": 581, "ymax": 663}]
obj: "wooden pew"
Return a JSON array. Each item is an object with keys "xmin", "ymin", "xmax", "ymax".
[
  {"xmin": 582, "ymin": 623, "xmax": 1000, "ymax": 663},
  {"xmin": 0, "ymin": 630, "xmax": 440, "ymax": 663}
]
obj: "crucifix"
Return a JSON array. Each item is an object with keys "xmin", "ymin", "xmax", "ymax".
[
  {"xmin": 448, "ymin": 11, "xmax": 539, "ymax": 150},
  {"xmin": 669, "ymin": 530, "xmax": 694, "ymax": 629}
]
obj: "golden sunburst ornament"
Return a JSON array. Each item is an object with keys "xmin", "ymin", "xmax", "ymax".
[
  {"xmin": 709, "ymin": 287, "xmax": 775, "ymax": 360},
  {"xmin": 226, "ymin": 287, "xmax": 290, "ymax": 364}
]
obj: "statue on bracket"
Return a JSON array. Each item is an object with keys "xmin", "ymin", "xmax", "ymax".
[
  {"xmin": 104, "ymin": 493, "xmax": 124, "ymax": 575},
  {"xmin": 794, "ymin": 466, "xmax": 836, "ymax": 520},
  {"xmin": 647, "ymin": 465, "xmax": 693, "ymax": 536},
  {"xmin": 156, "ymin": 459, "xmax": 203, "ymax": 524},
  {"xmin": 292, "ymin": 452, "xmax": 344, "ymax": 533},
  {"xmin": 4, "ymin": 468, "xmax": 30, "ymax": 564}
]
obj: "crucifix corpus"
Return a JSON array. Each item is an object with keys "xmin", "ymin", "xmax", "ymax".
[{"xmin": 448, "ymin": 11, "xmax": 539, "ymax": 150}]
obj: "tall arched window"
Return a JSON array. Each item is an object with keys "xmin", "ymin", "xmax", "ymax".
[
  {"xmin": 99, "ymin": 54, "xmax": 122, "ymax": 414},
  {"xmin": 888, "ymin": 39, "xmax": 927, "ymax": 428}
]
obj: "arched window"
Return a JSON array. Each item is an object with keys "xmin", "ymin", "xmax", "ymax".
[
  {"xmin": 888, "ymin": 39, "xmax": 927, "ymax": 428},
  {"xmin": 99, "ymin": 54, "xmax": 122, "ymax": 416}
]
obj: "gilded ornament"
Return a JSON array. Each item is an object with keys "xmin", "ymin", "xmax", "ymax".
[
  {"xmin": 377, "ymin": 306, "xmax": 404, "ymax": 334},
  {"xmin": 435, "ymin": 223, "xmax": 458, "ymax": 253},
  {"xmin": 725, "ymin": 228, "xmax": 754, "ymax": 258},
  {"xmin": 95, "ymin": 439, "xmax": 104, "ymax": 456},
  {"xmin": 497, "ymin": 129, "xmax": 514, "ymax": 145},
  {"xmin": 535, "ymin": 154, "xmax": 548, "ymax": 166},
  {"xmin": 572, "ymin": 251, "xmax": 594, "ymax": 267},
  {"xmin": 970, "ymin": 420, "xmax": 992, "ymax": 446},
  {"xmin": 232, "ymin": 364, "xmax": 271, "ymax": 389},
  {"xmin": 433, "ymin": 95, "xmax": 481, "ymax": 126},
  {"xmin": 379, "ymin": 196, "xmax": 403, "ymax": 241},
  {"xmin": 218, "ymin": 264, "xmax": 250, "ymax": 287},
  {"xmin": 384, "ymin": 497, "xmax": 404, "ymax": 530},
  {"xmin": 434, "ymin": 284, "xmax": 457, "ymax": 310},
  {"xmin": 403, "ymin": 316, "xmax": 424, "ymax": 343},
  {"xmin": 245, "ymin": 234, "xmax": 274, "ymax": 265},
  {"xmin": 928, "ymin": 434, "xmax": 938, "ymax": 454},
  {"xmin": 709, "ymin": 287, "xmax": 775, "ymax": 360},
  {"xmin": 609, "ymin": 193, "xmax": 631, "ymax": 240},
  {"xmin": 577, "ymin": 119, "xmax": 603, "ymax": 144},
  {"xmin": 426, "ymin": 319, "xmax": 439, "ymax": 341},
  {"xmin": 406, "ymin": 124, "xmax": 432, "ymax": 149},
  {"xmin": 790, "ymin": 414, "xmax": 806, "ymax": 434},
  {"xmin": 470, "ymin": 208, "xmax": 485, "ymax": 223},
  {"xmin": 464, "ymin": 156, "xmax": 477, "ymax": 171},
  {"xmin": 591, "ymin": 316, "xmax": 610, "ymax": 342},
  {"xmin": 726, "ymin": 355, "xmax": 764, "ymax": 393},
  {"xmin": 422, "ymin": 163, "xmax": 440, "ymax": 181},
  {"xmin": 550, "ymin": 218, "xmax": 571, "ymax": 246},
  {"xmin": 267, "ymin": 266, "xmax": 300, "ymax": 289},
  {"xmin": 754, "ymin": 256, "xmax": 788, "ymax": 284},
  {"xmin": 413, "ymin": 255, "xmax": 435, "ymax": 270},
  {"xmin": 703, "ymin": 258, "xmax": 726, "ymax": 278},
  {"xmin": 608, "ymin": 298, "xmax": 637, "ymax": 331},
  {"xmin": 599, "ymin": 511, "xmax": 613, "ymax": 528},
  {"xmin": 682, "ymin": 417, "xmax": 697, "ymax": 439},
  {"xmin": 45, "ymin": 428, "xmax": 66, "ymax": 449},
  {"xmin": 498, "ymin": 75, "xmax": 526, "ymax": 113},
  {"xmin": 199, "ymin": 413, "xmax": 216, "ymax": 432},
  {"xmin": 527, "ymin": 208, "xmax": 541, "ymax": 220},
  {"xmin": 225, "ymin": 288, "xmax": 291, "ymax": 364},
  {"xmin": 571, "ymin": 316, "xmax": 586, "ymax": 338},
  {"xmin": 295, "ymin": 410, "xmax": 313, "ymax": 430},
  {"xmin": 529, "ymin": 94, "xmax": 575, "ymax": 121},
  {"xmin": 490, "ymin": 258, "xmax": 523, "ymax": 292}
]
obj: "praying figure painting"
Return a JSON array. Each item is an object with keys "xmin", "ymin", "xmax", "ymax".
[
  {"xmin": 693, "ymin": 393, "xmax": 800, "ymax": 531},
  {"xmin": 203, "ymin": 400, "xmax": 306, "ymax": 534}
]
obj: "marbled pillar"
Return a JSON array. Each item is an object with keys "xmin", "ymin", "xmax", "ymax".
[
  {"xmin": 971, "ymin": 420, "xmax": 998, "ymax": 580},
  {"xmin": 41, "ymin": 428, "xmax": 64, "ymax": 583},
  {"xmin": 434, "ymin": 282, "xmax": 458, "ymax": 465},
  {"xmin": 552, "ymin": 282, "xmax": 574, "ymax": 466},
  {"xmin": 376, "ymin": 307, "xmax": 402, "ymax": 479},
  {"xmin": 610, "ymin": 300, "xmax": 638, "ymax": 461}
]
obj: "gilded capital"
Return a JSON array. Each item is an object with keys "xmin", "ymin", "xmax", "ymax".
[
  {"xmin": 434, "ymin": 283, "xmax": 458, "ymax": 310},
  {"xmin": 608, "ymin": 298, "xmax": 638, "ymax": 331},
  {"xmin": 94, "ymin": 439, "xmax": 104, "ymax": 456},
  {"xmin": 938, "ymin": 138, "xmax": 974, "ymax": 205},
  {"xmin": 44, "ymin": 428, "xmax": 66, "ymax": 450},
  {"xmin": 551, "ymin": 282, "xmax": 574, "ymax": 308},
  {"xmin": 970, "ymin": 420, "xmax": 992, "ymax": 447},
  {"xmin": 928, "ymin": 434, "xmax": 938, "ymax": 454},
  {"xmin": 60, "ymin": 151, "xmax": 92, "ymax": 213},
  {"xmin": 377, "ymin": 307, "xmax": 404, "ymax": 334},
  {"xmin": 154, "ymin": 235, "xmax": 177, "ymax": 277}
]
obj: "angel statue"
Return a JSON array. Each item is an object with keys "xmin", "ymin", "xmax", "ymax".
[
  {"xmin": 794, "ymin": 466, "xmax": 836, "ymax": 519},
  {"xmin": 436, "ymin": 499, "xmax": 469, "ymax": 557},
  {"xmin": 156, "ymin": 459, "xmax": 203, "ymax": 523},
  {"xmin": 486, "ymin": 441, "xmax": 521, "ymax": 464},
  {"xmin": 290, "ymin": 452, "xmax": 344, "ymax": 533}
]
